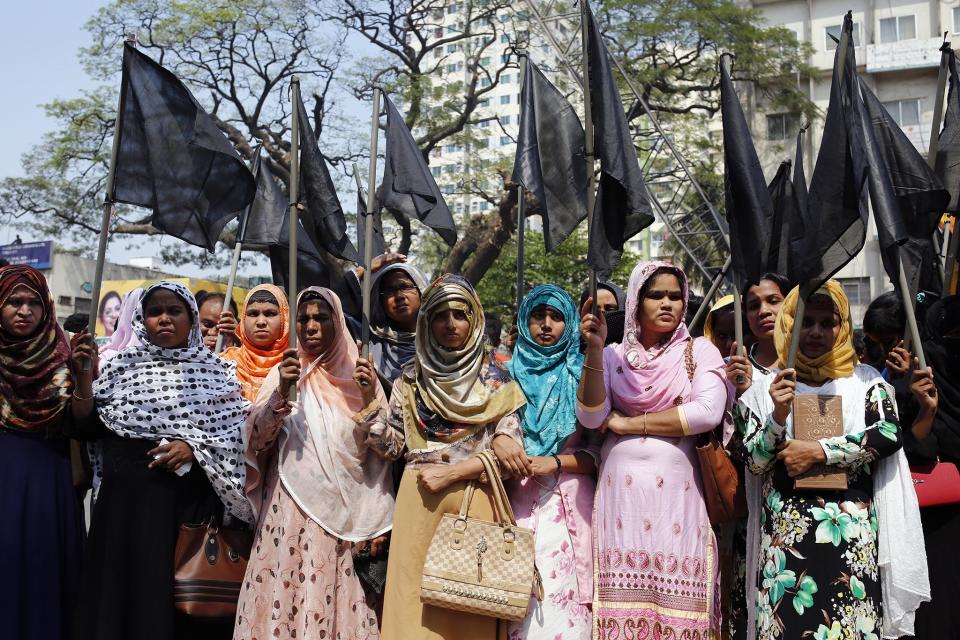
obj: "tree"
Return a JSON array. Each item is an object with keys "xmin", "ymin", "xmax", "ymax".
[
  {"xmin": 474, "ymin": 225, "xmax": 636, "ymax": 326},
  {"xmin": 1, "ymin": 0, "xmax": 348, "ymax": 269},
  {"xmin": 0, "ymin": 0, "xmax": 814, "ymax": 286}
]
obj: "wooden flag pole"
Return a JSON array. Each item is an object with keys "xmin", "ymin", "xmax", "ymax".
[
  {"xmin": 516, "ymin": 55, "xmax": 528, "ymax": 315},
  {"xmin": 287, "ymin": 77, "xmax": 301, "ymax": 402},
  {"xmin": 85, "ymin": 34, "xmax": 136, "ymax": 370},
  {"xmin": 688, "ymin": 256, "xmax": 732, "ymax": 331},
  {"xmin": 786, "ymin": 17, "xmax": 851, "ymax": 370},
  {"xmin": 927, "ymin": 37, "xmax": 950, "ymax": 284},
  {"xmin": 360, "ymin": 87, "xmax": 382, "ymax": 363},
  {"xmin": 580, "ymin": 0, "xmax": 598, "ymax": 313},
  {"xmin": 898, "ymin": 259, "xmax": 928, "ymax": 368}
]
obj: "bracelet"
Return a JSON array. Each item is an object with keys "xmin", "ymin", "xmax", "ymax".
[
  {"xmin": 583, "ymin": 364, "xmax": 604, "ymax": 373},
  {"xmin": 72, "ymin": 389, "xmax": 93, "ymax": 402},
  {"xmin": 551, "ymin": 454, "xmax": 562, "ymax": 471}
]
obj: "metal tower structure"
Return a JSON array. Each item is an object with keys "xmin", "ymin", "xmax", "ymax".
[{"xmin": 520, "ymin": 0, "xmax": 730, "ymax": 287}]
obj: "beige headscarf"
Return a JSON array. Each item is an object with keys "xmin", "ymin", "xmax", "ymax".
[{"xmin": 404, "ymin": 274, "xmax": 525, "ymax": 429}]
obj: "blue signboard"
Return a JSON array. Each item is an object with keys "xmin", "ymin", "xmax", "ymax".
[{"xmin": 0, "ymin": 241, "xmax": 53, "ymax": 270}]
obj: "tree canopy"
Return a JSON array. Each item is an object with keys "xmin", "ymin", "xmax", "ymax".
[{"xmin": 0, "ymin": 0, "xmax": 813, "ymax": 290}]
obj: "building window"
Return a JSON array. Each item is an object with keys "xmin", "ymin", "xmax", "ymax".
[
  {"xmin": 445, "ymin": 144, "xmax": 457, "ymax": 153},
  {"xmin": 879, "ymin": 15, "xmax": 916, "ymax": 43},
  {"xmin": 478, "ymin": 98, "xmax": 490, "ymax": 108},
  {"xmin": 501, "ymin": 34, "xmax": 510, "ymax": 43},
  {"xmin": 501, "ymin": 115, "xmax": 511, "ymax": 125},
  {"xmin": 500, "ymin": 54, "xmax": 510, "ymax": 63},
  {"xmin": 434, "ymin": 27, "xmax": 443, "ymax": 39},
  {"xmin": 479, "ymin": 120, "xmax": 490, "ymax": 128},
  {"xmin": 954, "ymin": 7, "xmax": 960, "ymax": 33},
  {"xmin": 480, "ymin": 56, "xmax": 491, "ymax": 66},
  {"xmin": 446, "ymin": 63, "xmax": 457, "ymax": 73},
  {"xmin": 838, "ymin": 277, "xmax": 871, "ymax": 324},
  {"xmin": 446, "ymin": 44, "xmax": 458, "ymax": 53},
  {"xmin": 431, "ymin": 166, "xmax": 441, "ymax": 177},
  {"xmin": 480, "ymin": 77, "xmax": 491, "ymax": 88},
  {"xmin": 824, "ymin": 22, "xmax": 861, "ymax": 50},
  {"xmin": 479, "ymin": 201, "xmax": 490, "ymax": 211},
  {"xmin": 500, "ymin": 95, "xmax": 511, "ymax": 105},
  {"xmin": 58, "ymin": 295, "xmax": 72, "ymax": 307},
  {"xmin": 766, "ymin": 113, "xmax": 801, "ymax": 140},
  {"xmin": 502, "ymin": 73, "xmax": 512, "ymax": 84},
  {"xmin": 500, "ymin": 136, "xmax": 511, "ymax": 145},
  {"xmin": 882, "ymin": 98, "xmax": 920, "ymax": 127},
  {"xmin": 447, "ymin": 4, "xmax": 460, "ymax": 14}
]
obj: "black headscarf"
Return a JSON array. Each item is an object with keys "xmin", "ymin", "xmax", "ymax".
[{"xmin": 579, "ymin": 281, "xmax": 626, "ymax": 345}]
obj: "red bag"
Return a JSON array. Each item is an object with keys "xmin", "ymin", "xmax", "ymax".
[{"xmin": 911, "ymin": 460, "xmax": 960, "ymax": 507}]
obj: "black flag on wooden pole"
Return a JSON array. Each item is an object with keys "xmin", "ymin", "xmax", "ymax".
[{"xmin": 112, "ymin": 43, "xmax": 255, "ymax": 251}]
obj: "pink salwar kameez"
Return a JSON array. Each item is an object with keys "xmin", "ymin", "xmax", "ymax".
[{"xmin": 577, "ymin": 261, "xmax": 729, "ymax": 640}]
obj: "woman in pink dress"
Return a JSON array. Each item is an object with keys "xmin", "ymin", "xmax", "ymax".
[{"xmin": 577, "ymin": 261, "xmax": 728, "ymax": 639}]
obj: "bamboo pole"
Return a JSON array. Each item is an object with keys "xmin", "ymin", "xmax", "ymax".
[
  {"xmin": 898, "ymin": 259, "xmax": 927, "ymax": 368},
  {"xmin": 85, "ymin": 35, "xmax": 136, "ymax": 370},
  {"xmin": 516, "ymin": 55, "xmax": 528, "ymax": 315},
  {"xmin": 927, "ymin": 39, "xmax": 950, "ymax": 285},
  {"xmin": 287, "ymin": 77, "xmax": 301, "ymax": 402},
  {"xmin": 213, "ymin": 239, "xmax": 243, "ymax": 353},
  {"xmin": 360, "ymin": 87, "xmax": 382, "ymax": 365},
  {"xmin": 580, "ymin": 0, "xmax": 597, "ymax": 313},
  {"xmin": 786, "ymin": 17, "xmax": 851, "ymax": 370},
  {"xmin": 688, "ymin": 256, "xmax": 732, "ymax": 332}
]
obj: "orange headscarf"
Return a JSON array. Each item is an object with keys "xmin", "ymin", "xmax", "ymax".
[{"xmin": 221, "ymin": 284, "xmax": 289, "ymax": 401}]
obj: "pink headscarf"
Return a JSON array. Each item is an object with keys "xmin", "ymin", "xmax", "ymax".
[
  {"xmin": 607, "ymin": 260, "xmax": 696, "ymax": 415},
  {"xmin": 99, "ymin": 288, "xmax": 143, "ymax": 363}
]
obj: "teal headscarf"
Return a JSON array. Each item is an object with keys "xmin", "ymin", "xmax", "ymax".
[{"xmin": 507, "ymin": 284, "xmax": 584, "ymax": 456}]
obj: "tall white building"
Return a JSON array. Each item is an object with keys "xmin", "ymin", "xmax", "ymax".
[
  {"xmin": 747, "ymin": 0, "xmax": 952, "ymax": 321},
  {"xmin": 422, "ymin": 4, "xmax": 578, "ymax": 225}
]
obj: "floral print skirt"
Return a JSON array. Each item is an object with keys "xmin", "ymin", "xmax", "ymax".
[
  {"xmin": 755, "ymin": 472, "xmax": 881, "ymax": 640},
  {"xmin": 507, "ymin": 486, "xmax": 592, "ymax": 640},
  {"xmin": 234, "ymin": 467, "xmax": 379, "ymax": 640}
]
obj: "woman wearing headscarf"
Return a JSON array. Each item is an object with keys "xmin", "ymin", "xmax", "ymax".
[
  {"xmin": 504, "ymin": 284, "xmax": 596, "ymax": 639},
  {"xmin": 372, "ymin": 274, "xmax": 527, "ymax": 640},
  {"xmin": 235, "ymin": 287, "xmax": 390, "ymax": 639},
  {"xmin": 735, "ymin": 281, "xmax": 928, "ymax": 640},
  {"xmin": 576, "ymin": 261, "xmax": 729, "ymax": 639},
  {"xmin": 744, "ymin": 272, "xmax": 790, "ymax": 374},
  {"xmin": 98, "ymin": 287, "xmax": 143, "ymax": 363},
  {"xmin": 73, "ymin": 282, "xmax": 252, "ymax": 640},
  {"xmin": 347, "ymin": 262, "xmax": 429, "ymax": 396},
  {"xmin": 579, "ymin": 280, "xmax": 626, "ymax": 346},
  {"xmin": 219, "ymin": 284, "xmax": 289, "ymax": 402},
  {"xmin": 0, "ymin": 264, "xmax": 84, "ymax": 640}
]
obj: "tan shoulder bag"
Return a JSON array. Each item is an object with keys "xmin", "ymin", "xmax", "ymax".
[{"xmin": 420, "ymin": 450, "xmax": 543, "ymax": 620}]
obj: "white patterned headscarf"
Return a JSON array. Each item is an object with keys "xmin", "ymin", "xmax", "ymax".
[{"xmin": 92, "ymin": 281, "xmax": 253, "ymax": 523}]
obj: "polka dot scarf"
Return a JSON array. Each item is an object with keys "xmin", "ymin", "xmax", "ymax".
[{"xmin": 92, "ymin": 282, "xmax": 253, "ymax": 523}]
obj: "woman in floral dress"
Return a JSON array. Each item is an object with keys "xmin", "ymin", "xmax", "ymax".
[
  {"xmin": 503, "ymin": 284, "xmax": 597, "ymax": 639},
  {"xmin": 736, "ymin": 281, "xmax": 928, "ymax": 640}
]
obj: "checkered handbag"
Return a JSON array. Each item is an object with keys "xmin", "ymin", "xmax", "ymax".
[{"xmin": 420, "ymin": 451, "xmax": 543, "ymax": 621}]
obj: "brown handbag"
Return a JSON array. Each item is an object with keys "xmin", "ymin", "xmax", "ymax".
[
  {"xmin": 173, "ymin": 519, "xmax": 253, "ymax": 619},
  {"xmin": 684, "ymin": 339, "xmax": 747, "ymax": 526}
]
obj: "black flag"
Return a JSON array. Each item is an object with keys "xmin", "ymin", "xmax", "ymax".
[
  {"xmin": 237, "ymin": 153, "xmax": 288, "ymax": 249},
  {"xmin": 294, "ymin": 87, "xmax": 361, "ymax": 263},
  {"xmin": 112, "ymin": 44, "xmax": 255, "ymax": 252},
  {"xmin": 584, "ymin": 5, "xmax": 655, "ymax": 278},
  {"xmin": 356, "ymin": 185, "xmax": 386, "ymax": 259},
  {"xmin": 378, "ymin": 94, "xmax": 457, "ymax": 246},
  {"xmin": 512, "ymin": 58, "xmax": 587, "ymax": 252},
  {"xmin": 766, "ymin": 161, "xmax": 801, "ymax": 283},
  {"xmin": 859, "ymin": 81, "xmax": 949, "ymax": 295},
  {"xmin": 800, "ymin": 13, "xmax": 869, "ymax": 297},
  {"xmin": 935, "ymin": 46, "xmax": 960, "ymax": 213},
  {"xmin": 793, "ymin": 128, "xmax": 808, "ymax": 218},
  {"xmin": 720, "ymin": 58, "xmax": 774, "ymax": 286}
]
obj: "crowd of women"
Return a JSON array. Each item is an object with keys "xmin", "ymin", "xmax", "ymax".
[{"xmin": 1, "ymin": 253, "xmax": 957, "ymax": 640}]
